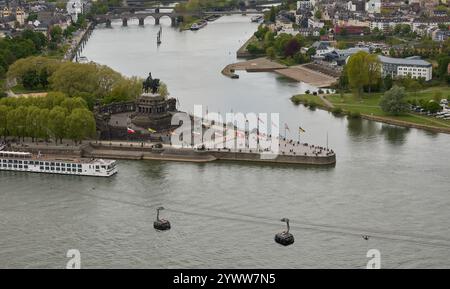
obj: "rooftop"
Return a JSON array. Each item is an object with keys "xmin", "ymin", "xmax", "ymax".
[{"xmin": 378, "ymin": 55, "xmax": 432, "ymax": 67}]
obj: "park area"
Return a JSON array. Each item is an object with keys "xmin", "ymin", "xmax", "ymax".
[{"xmin": 291, "ymin": 86, "xmax": 450, "ymax": 132}]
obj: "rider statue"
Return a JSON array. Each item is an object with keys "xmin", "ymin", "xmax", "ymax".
[{"xmin": 143, "ymin": 72, "xmax": 160, "ymax": 94}]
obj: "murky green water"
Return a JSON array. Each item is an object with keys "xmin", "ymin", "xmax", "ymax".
[{"xmin": 0, "ymin": 15, "xmax": 449, "ymax": 268}]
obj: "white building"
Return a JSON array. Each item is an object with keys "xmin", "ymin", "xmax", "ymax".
[
  {"xmin": 297, "ymin": 0, "xmax": 313, "ymax": 11},
  {"xmin": 378, "ymin": 56, "xmax": 433, "ymax": 81},
  {"xmin": 308, "ymin": 17, "xmax": 324, "ymax": 28},
  {"xmin": 365, "ymin": 0, "xmax": 381, "ymax": 14},
  {"xmin": 66, "ymin": 0, "xmax": 83, "ymax": 23},
  {"xmin": 311, "ymin": 41, "xmax": 335, "ymax": 59}
]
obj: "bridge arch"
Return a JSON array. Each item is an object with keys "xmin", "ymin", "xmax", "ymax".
[{"xmin": 99, "ymin": 12, "xmax": 182, "ymax": 27}]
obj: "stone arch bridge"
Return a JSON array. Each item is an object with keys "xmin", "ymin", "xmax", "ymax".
[{"xmin": 95, "ymin": 11, "xmax": 200, "ymax": 27}]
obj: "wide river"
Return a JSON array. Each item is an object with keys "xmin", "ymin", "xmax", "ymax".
[{"xmin": 1, "ymin": 15, "xmax": 449, "ymax": 268}]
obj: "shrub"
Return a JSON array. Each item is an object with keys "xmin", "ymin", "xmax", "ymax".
[
  {"xmin": 348, "ymin": 111, "xmax": 361, "ymax": 118},
  {"xmin": 332, "ymin": 107, "xmax": 343, "ymax": 115},
  {"xmin": 318, "ymin": 89, "xmax": 324, "ymax": 94},
  {"xmin": 305, "ymin": 90, "xmax": 310, "ymax": 94},
  {"xmin": 379, "ymin": 86, "xmax": 409, "ymax": 115},
  {"xmin": 291, "ymin": 97, "xmax": 301, "ymax": 105}
]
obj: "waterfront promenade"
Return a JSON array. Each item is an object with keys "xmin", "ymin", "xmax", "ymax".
[{"xmin": 5, "ymin": 137, "xmax": 336, "ymax": 166}]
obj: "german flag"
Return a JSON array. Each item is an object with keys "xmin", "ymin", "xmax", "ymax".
[{"xmin": 299, "ymin": 126, "xmax": 306, "ymax": 133}]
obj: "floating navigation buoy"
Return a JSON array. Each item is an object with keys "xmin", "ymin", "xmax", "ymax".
[
  {"xmin": 154, "ymin": 206, "xmax": 171, "ymax": 231},
  {"xmin": 362, "ymin": 235, "xmax": 370, "ymax": 241},
  {"xmin": 275, "ymin": 218, "xmax": 294, "ymax": 246}
]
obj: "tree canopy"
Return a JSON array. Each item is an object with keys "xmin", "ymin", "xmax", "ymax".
[
  {"xmin": 379, "ymin": 86, "xmax": 409, "ymax": 115},
  {"xmin": 346, "ymin": 51, "xmax": 381, "ymax": 98},
  {"xmin": 7, "ymin": 57, "xmax": 144, "ymax": 108},
  {"xmin": 0, "ymin": 93, "xmax": 95, "ymax": 143}
]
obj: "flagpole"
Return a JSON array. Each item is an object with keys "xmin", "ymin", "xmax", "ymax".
[{"xmin": 326, "ymin": 131, "xmax": 328, "ymax": 150}]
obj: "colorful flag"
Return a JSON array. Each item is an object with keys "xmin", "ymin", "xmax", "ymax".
[
  {"xmin": 127, "ymin": 127, "xmax": 135, "ymax": 134},
  {"xmin": 147, "ymin": 128, "xmax": 156, "ymax": 133},
  {"xmin": 299, "ymin": 126, "xmax": 306, "ymax": 133}
]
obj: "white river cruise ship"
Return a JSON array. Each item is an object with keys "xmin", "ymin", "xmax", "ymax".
[{"xmin": 0, "ymin": 151, "xmax": 117, "ymax": 177}]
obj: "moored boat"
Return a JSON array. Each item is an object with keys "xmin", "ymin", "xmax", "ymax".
[
  {"xmin": 0, "ymin": 151, "xmax": 117, "ymax": 177},
  {"xmin": 251, "ymin": 15, "xmax": 263, "ymax": 23},
  {"xmin": 190, "ymin": 20, "xmax": 207, "ymax": 30}
]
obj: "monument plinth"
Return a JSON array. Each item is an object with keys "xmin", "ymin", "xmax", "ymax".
[
  {"xmin": 94, "ymin": 72, "xmax": 179, "ymax": 140},
  {"xmin": 131, "ymin": 92, "xmax": 176, "ymax": 131}
]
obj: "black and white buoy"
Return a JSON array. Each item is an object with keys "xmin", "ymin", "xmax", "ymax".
[
  {"xmin": 274, "ymin": 218, "xmax": 294, "ymax": 246},
  {"xmin": 153, "ymin": 206, "xmax": 171, "ymax": 231}
]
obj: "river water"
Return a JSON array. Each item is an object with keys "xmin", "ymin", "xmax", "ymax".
[{"xmin": 1, "ymin": 15, "xmax": 449, "ymax": 268}]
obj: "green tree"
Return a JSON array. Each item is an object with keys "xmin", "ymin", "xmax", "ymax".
[
  {"xmin": 48, "ymin": 106, "xmax": 68, "ymax": 143},
  {"xmin": 26, "ymin": 106, "xmax": 41, "ymax": 142},
  {"xmin": 347, "ymin": 51, "xmax": 370, "ymax": 98},
  {"xmin": 0, "ymin": 105, "xmax": 9, "ymax": 139},
  {"xmin": 158, "ymin": 82, "xmax": 169, "ymax": 98},
  {"xmin": 21, "ymin": 70, "xmax": 40, "ymax": 90},
  {"xmin": 436, "ymin": 54, "xmax": 450, "ymax": 80},
  {"xmin": 65, "ymin": 108, "xmax": 96, "ymax": 143},
  {"xmin": 366, "ymin": 53, "xmax": 381, "ymax": 95},
  {"xmin": 379, "ymin": 86, "xmax": 409, "ymax": 115},
  {"xmin": 49, "ymin": 26, "xmax": 63, "ymax": 43},
  {"xmin": 266, "ymin": 47, "xmax": 276, "ymax": 59},
  {"xmin": 314, "ymin": 10, "xmax": 322, "ymax": 19},
  {"xmin": 424, "ymin": 101, "xmax": 442, "ymax": 114},
  {"xmin": 49, "ymin": 62, "xmax": 121, "ymax": 99},
  {"xmin": 266, "ymin": 6, "xmax": 276, "ymax": 23},
  {"xmin": 105, "ymin": 77, "xmax": 142, "ymax": 104}
]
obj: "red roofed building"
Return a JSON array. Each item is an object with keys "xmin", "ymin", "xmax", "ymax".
[{"xmin": 334, "ymin": 25, "xmax": 366, "ymax": 35}]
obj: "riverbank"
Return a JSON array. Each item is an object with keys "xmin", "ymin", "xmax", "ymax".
[
  {"xmin": 65, "ymin": 22, "xmax": 94, "ymax": 61},
  {"xmin": 236, "ymin": 35, "xmax": 261, "ymax": 58},
  {"xmin": 275, "ymin": 65, "xmax": 338, "ymax": 88},
  {"xmin": 222, "ymin": 57, "xmax": 287, "ymax": 77},
  {"xmin": 291, "ymin": 90, "xmax": 450, "ymax": 134},
  {"xmin": 222, "ymin": 57, "xmax": 337, "ymax": 87}
]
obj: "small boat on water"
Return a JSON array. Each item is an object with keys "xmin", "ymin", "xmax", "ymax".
[
  {"xmin": 190, "ymin": 20, "xmax": 207, "ymax": 31},
  {"xmin": 205, "ymin": 14, "xmax": 221, "ymax": 22},
  {"xmin": 251, "ymin": 15, "xmax": 263, "ymax": 23},
  {"xmin": 0, "ymin": 151, "xmax": 118, "ymax": 177},
  {"xmin": 157, "ymin": 26, "xmax": 162, "ymax": 45},
  {"xmin": 78, "ymin": 56, "xmax": 89, "ymax": 63}
]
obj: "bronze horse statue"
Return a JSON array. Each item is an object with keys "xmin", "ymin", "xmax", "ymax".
[{"xmin": 143, "ymin": 72, "xmax": 160, "ymax": 94}]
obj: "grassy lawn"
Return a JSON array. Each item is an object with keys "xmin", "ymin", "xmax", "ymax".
[
  {"xmin": 291, "ymin": 94, "xmax": 327, "ymax": 107},
  {"xmin": 292, "ymin": 87, "xmax": 450, "ymax": 129},
  {"xmin": 325, "ymin": 87, "xmax": 450, "ymax": 128}
]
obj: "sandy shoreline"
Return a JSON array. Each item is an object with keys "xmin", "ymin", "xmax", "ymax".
[{"xmin": 222, "ymin": 57, "xmax": 337, "ymax": 87}]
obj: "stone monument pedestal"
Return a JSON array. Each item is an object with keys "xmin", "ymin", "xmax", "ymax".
[{"xmin": 130, "ymin": 92, "xmax": 177, "ymax": 131}]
